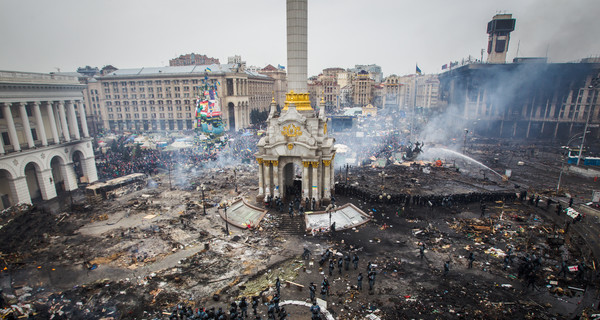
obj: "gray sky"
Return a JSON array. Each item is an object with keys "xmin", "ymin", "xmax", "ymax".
[{"xmin": 1, "ymin": 0, "xmax": 599, "ymax": 77}]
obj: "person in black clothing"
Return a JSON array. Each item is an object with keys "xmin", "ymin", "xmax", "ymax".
[
  {"xmin": 252, "ymin": 296, "xmax": 259, "ymax": 315},
  {"xmin": 239, "ymin": 297, "xmax": 248, "ymax": 318},
  {"xmin": 357, "ymin": 273, "xmax": 363, "ymax": 291}
]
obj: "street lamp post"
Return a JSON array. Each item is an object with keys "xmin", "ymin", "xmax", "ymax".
[
  {"xmin": 463, "ymin": 129, "xmax": 469, "ymax": 155},
  {"xmin": 233, "ymin": 168, "xmax": 238, "ymax": 193},
  {"xmin": 201, "ymin": 183, "xmax": 206, "ymax": 216},
  {"xmin": 224, "ymin": 205, "xmax": 229, "ymax": 236},
  {"xmin": 556, "ymin": 132, "xmax": 587, "ymax": 194}
]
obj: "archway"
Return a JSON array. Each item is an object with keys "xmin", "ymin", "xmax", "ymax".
[
  {"xmin": 24, "ymin": 162, "xmax": 42, "ymax": 202},
  {"xmin": 50, "ymin": 156, "xmax": 66, "ymax": 194},
  {"xmin": 281, "ymin": 158, "xmax": 303, "ymax": 201},
  {"xmin": 0, "ymin": 169, "xmax": 13, "ymax": 210},
  {"xmin": 228, "ymin": 102, "xmax": 235, "ymax": 131}
]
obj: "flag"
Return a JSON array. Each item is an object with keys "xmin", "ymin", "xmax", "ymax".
[
  {"xmin": 442, "ymin": 64, "xmax": 448, "ymax": 70},
  {"xmin": 205, "ymin": 67, "xmax": 212, "ymax": 72},
  {"xmin": 278, "ymin": 64, "xmax": 285, "ymax": 70},
  {"xmin": 416, "ymin": 65, "xmax": 422, "ymax": 75}
]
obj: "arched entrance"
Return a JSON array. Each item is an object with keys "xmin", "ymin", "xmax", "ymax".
[
  {"xmin": 282, "ymin": 159, "xmax": 302, "ymax": 201},
  {"xmin": 50, "ymin": 156, "xmax": 66, "ymax": 194},
  {"xmin": 24, "ymin": 162, "xmax": 42, "ymax": 202},
  {"xmin": 0, "ymin": 169, "xmax": 14, "ymax": 210},
  {"xmin": 228, "ymin": 102, "xmax": 235, "ymax": 131}
]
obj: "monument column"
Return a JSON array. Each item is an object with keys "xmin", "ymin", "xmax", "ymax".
[
  {"xmin": 0, "ymin": 134, "xmax": 4, "ymax": 154},
  {"xmin": 272, "ymin": 160, "xmax": 280, "ymax": 197},
  {"xmin": 311, "ymin": 161, "xmax": 319, "ymax": 201},
  {"xmin": 264, "ymin": 160, "xmax": 271, "ymax": 196},
  {"xmin": 3, "ymin": 103, "xmax": 21, "ymax": 152}
]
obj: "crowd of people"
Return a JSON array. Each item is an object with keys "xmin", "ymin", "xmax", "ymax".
[{"xmin": 94, "ymin": 131, "xmax": 261, "ymax": 181}]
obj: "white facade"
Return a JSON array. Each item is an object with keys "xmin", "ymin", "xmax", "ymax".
[{"xmin": 0, "ymin": 71, "xmax": 98, "ymax": 209}]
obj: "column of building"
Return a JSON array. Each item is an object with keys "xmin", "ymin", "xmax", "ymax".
[
  {"xmin": 263, "ymin": 160, "xmax": 271, "ymax": 196},
  {"xmin": 57, "ymin": 101, "xmax": 71, "ymax": 142},
  {"xmin": 17, "ymin": 102, "xmax": 35, "ymax": 148},
  {"xmin": 322, "ymin": 159, "xmax": 331, "ymax": 200},
  {"xmin": 32, "ymin": 102, "xmax": 48, "ymax": 146},
  {"xmin": 2, "ymin": 103, "xmax": 21, "ymax": 152},
  {"xmin": 302, "ymin": 161, "xmax": 310, "ymax": 199},
  {"xmin": 46, "ymin": 102, "xmax": 60, "ymax": 144},
  {"xmin": 66, "ymin": 100, "xmax": 81, "ymax": 140},
  {"xmin": 272, "ymin": 160, "xmax": 280, "ymax": 197},
  {"xmin": 257, "ymin": 159, "xmax": 264, "ymax": 196},
  {"xmin": 311, "ymin": 161, "xmax": 319, "ymax": 201}
]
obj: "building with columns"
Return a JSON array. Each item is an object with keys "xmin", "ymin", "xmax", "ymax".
[
  {"xmin": 0, "ymin": 71, "xmax": 98, "ymax": 209},
  {"xmin": 83, "ymin": 63, "xmax": 277, "ymax": 133}
]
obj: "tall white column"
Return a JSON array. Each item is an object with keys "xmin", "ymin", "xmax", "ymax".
[
  {"xmin": 18, "ymin": 102, "xmax": 35, "ymax": 148},
  {"xmin": 323, "ymin": 161, "xmax": 331, "ymax": 200},
  {"xmin": 46, "ymin": 102, "xmax": 60, "ymax": 144},
  {"xmin": 32, "ymin": 102, "xmax": 48, "ymax": 146},
  {"xmin": 58, "ymin": 101, "xmax": 71, "ymax": 142},
  {"xmin": 273, "ymin": 160, "xmax": 280, "ymax": 197},
  {"xmin": 264, "ymin": 161, "xmax": 271, "ymax": 196},
  {"xmin": 77, "ymin": 101, "xmax": 90, "ymax": 137},
  {"xmin": 312, "ymin": 162, "xmax": 320, "ymax": 201},
  {"xmin": 66, "ymin": 101, "xmax": 80, "ymax": 140},
  {"xmin": 258, "ymin": 160, "xmax": 264, "ymax": 195},
  {"xmin": 302, "ymin": 161, "xmax": 309, "ymax": 198},
  {"xmin": 3, "ymin": 103, "xmax": 21, "ymax": 152}
]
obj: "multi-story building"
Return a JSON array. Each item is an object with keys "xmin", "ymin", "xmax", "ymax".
[
  {"xmin": 84, "ymin": 63, "xmax": 278, "ymax": 133},
  {"xmin": 0, "ymin": 71, "xmax": 98, "ymax": 209},
  {"xmin": 169, "ymin": 53, "xmax": 220, "ymax": 66},
  {"xmin": 394, "ymin": 74, "xmax": 439, "ymax": 111},
  {"xmin": 353, "ymin": 70, "xmax": 373, "ymax": 107},
  {"xmin": 258, "ymin": 65, "xmax": 288, "ymax": 108},
  {"xmin": 383, "ymin": 75, "xmax": 402, "ymax": 110},
  {"xmin": 438, "ymin": 59, "xmax": 600, "ymax": 139}
]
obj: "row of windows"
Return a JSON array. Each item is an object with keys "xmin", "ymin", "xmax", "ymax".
[
  {"xmin": 103, "ymin": 93, "xmax": 191, "ymax": 99},
  {"xmin": 102, "ymin": 79, "xmax": 195, "ymax": 87},
  {"xmin": 105, "ymin": 86, "xmax": 192, "ymax": 93},
  {"xmin": 105, "ymin": 100, "xmax": 192, "ymax": 106},
  {"xmin": 106, "ymin": 105, "xmax": 191, "ymax": 112},
  {"xmin": 107, "ymin": 113, "xmax": 192, "ymax": 119}
]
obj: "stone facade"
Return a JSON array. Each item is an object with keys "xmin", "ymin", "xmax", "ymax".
[
  {"xmin": 255, "ymin": 99, "xmax": 335, "ymax": 204},
  {"xmin": 81, "ymin": 64, "xmax": 278, "ymax": 133},
  {"xmin": 0, "ymin": 71, "xmax": 98, "ymax": 209}
]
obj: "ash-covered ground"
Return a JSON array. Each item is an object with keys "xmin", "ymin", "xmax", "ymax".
[{"xmin": 1, "ymin": 139, "xmax": 600, "ymax": 320}]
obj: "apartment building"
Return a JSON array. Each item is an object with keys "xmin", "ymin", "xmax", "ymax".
[{"xmin": 85, "ymin": 63, "xmax": 277, "ymax": 133}]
